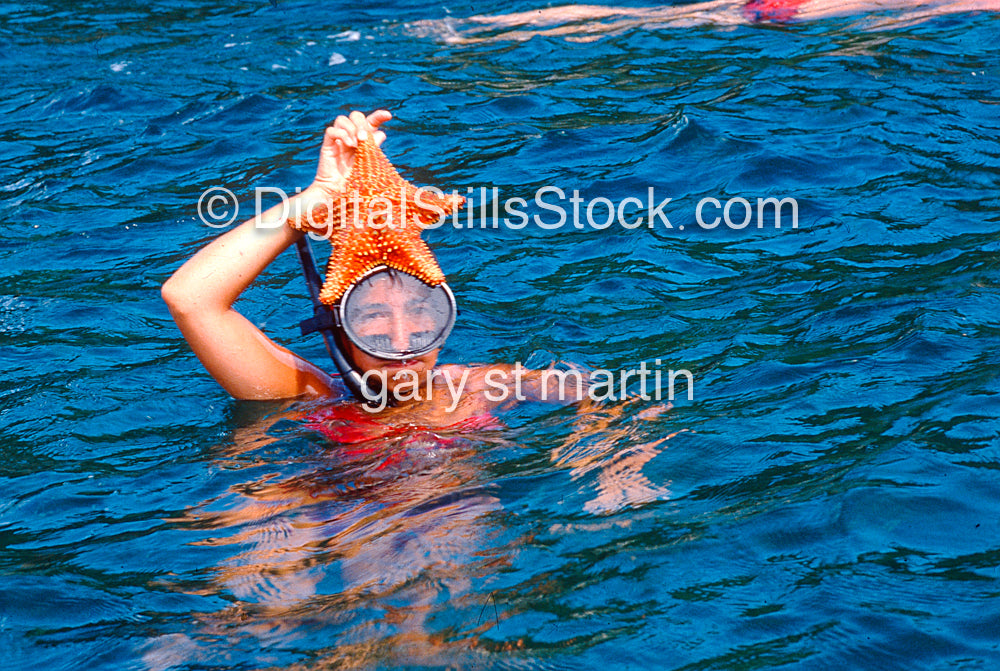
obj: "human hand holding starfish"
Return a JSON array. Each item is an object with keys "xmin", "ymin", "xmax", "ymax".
[
  {"xmin": 288, "ymin": 109, "xmax": 465, "ymax": 304},
  {"xmin": 310, "ymin": 109, "xmax": 392, "ymax": 197}
]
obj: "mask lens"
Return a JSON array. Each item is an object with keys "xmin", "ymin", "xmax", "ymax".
[{"xmin": 341, "ymin": 269, "xmax": 455, "ymax": 360}]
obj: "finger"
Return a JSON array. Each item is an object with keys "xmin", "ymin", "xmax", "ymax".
[
  {"xmin": 321, "ymin": 126, "xmax": 353, "ymax": 154},
  {"xmin": 326, "ymin": 127, "xmax": 352, "ymax": 149},
  {"xmin": 348, "ymin": 110, "xmax": 369, "ymax": 141},
  {"xmin": 322, "ymin": 125, "xmax": 343, "ymax": 146},
  {"xmin": 367, "ymin": 110, "xmax": 391, "ymax": 146},
  {"xmin": 332, "ymin": 115, "xmax": 354, "ymax": 130},
  {"xmin": 331, "ymin": 115, "xmax": 357, "ymax": 146},
  {"xmin": 367, "ymin": 109, "xmax": 392, "ymax": 129}
]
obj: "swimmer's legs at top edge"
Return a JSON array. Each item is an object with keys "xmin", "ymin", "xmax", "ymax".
[
  {"xmin": 463, "ymin": 1, "xmax": 741, "ymax": 28},
  {"xmin": 436, "ymin": 0, "xmax": 998, "ymax": 40}
]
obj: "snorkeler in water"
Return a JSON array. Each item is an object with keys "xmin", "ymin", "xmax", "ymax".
[
  {"xmin": 162, "ymin": 110, "xmax": 579, "ymax": 427},
  {"xmin": 163, "ymin": 108, "xmax": 677, "ymax": 516},
  {"xmin": 419, "ymin": 0, "xmax": 1000, "ymax": 42},
  {"xmin": 155, "ymin": 112, "xmax": 678, "ymax": 669}
]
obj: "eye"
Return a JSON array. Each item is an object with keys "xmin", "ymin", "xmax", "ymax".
[
  {"xmin": 357, "ymin": 309, "xmax": 389, "ymax": 322},
  {"xmin": 367, "ymin": 334, "xmax": 393, "ymax": 351},
  {"xmin": 409, "ymin": 331, "xmax": 435, "ymax": 348}
]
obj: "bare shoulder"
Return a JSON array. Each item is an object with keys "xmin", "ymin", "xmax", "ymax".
[
  {"xmin": 434, "ymin": 363, "xmax": 531, "ymax": 388},
  {"xmin": 433, "ymin": 362, "xmax": 578, "ymax": 404}
]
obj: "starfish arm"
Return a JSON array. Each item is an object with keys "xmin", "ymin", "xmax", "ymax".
[
  {"xmin": 313, "ymin": 136, "xmax": 466, "ymax": 304},
  {"xmin": 383, "ymin": 236, "xmax": 447, "ymax": 286}
]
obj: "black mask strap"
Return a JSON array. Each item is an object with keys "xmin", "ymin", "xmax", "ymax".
[{"xmin": 294, "ymin": 237, "xmax": 382, "ymax": 406}]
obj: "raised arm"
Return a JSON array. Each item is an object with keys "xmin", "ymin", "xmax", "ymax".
[{"xmin": 161, "ymin": 110, "xmax": 392, "ymax": 400}]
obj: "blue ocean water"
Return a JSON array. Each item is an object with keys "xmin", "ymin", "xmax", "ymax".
[{"xmin": 3, "ymin": 1, "xmax": 1000, "ymax": 669}]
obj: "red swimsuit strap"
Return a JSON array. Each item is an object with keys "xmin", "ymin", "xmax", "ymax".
[
  {"xmin": 305, "ymin": 403, "xmax": 395, "ymax": 445},
  {"xmin": 743, "ymin": 0, "xmax": 805, "ymax": 22},
  {"xmin": 305, "ymin": 403, "xmax": 501, "ymax": 447}
]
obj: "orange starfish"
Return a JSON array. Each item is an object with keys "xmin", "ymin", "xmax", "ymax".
[{"xmin": 289, "ymin": 135, "xmax": 465, "ymax": 304}]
